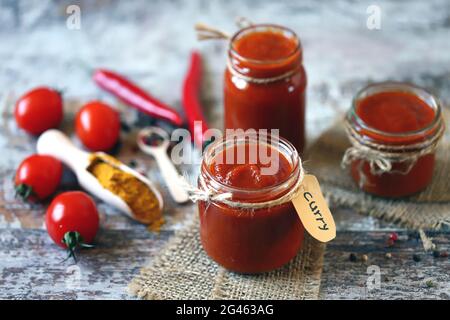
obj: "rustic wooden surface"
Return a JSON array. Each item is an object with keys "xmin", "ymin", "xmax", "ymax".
[{"xmin": 0, "ymin": 0, "xmax": 449, "ymax": 300}]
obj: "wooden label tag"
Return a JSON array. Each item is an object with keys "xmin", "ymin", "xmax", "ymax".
[{"xmin": 292, "ymin": 175, "xmax": 336, "ymax": 243}]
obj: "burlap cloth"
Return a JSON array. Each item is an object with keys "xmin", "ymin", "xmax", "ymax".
[
  {"xmin": 304, "ymin": 110, "xmax": 450, "ymax": 231},
  {"xmin": 128, "ymin": 217, "xmax": 325, "ymax": 300},
  {"xmin": 129, "ymin": 111, "xmax": 449, "ymax": 300}
]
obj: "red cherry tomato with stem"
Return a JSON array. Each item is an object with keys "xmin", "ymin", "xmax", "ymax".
[
  {"xmin": 75, "ymin": 101, "xmax": 120, "ymax": 151},
  {"xmin": 46, "ymin": 191, "xmax": 99, "ymax": 262},
  {"xmin": 15, "ymin": 87, "xmax": 63, "ymax": 135},
  {"xmin": 15, "ymin": 155, "xmax": 63, "ymax": 201}
]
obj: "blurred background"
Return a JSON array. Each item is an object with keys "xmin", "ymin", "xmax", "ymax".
[
  {"xmin": 1, "ymin": 0, "xmax": 449, "ymax": 142},
  {"xmin": 1, "ymin": 0, "xmax": 449, "ymax": 300}
]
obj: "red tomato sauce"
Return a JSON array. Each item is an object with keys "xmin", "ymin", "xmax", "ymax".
[
  {"xmin": 224, "ymin": 26, "xmax": 307, "ymax": 154},
  {"xmin": 209, "ymin": 144, "xmax": 292, "ymax": 190},
  {"xmin": 356, "ymin": 91, "xmax": 435, "ymax": 134},
  {"xmin": 351, "ymin": 89, "xmax": 439, "ymax": 197},
  {"xmin": 233, "ymin": 30, "xmax": 298, "ymax": 61},
  {"xmin": 198, "ymin": 143, "xmax": 304, "ymax": 273}
]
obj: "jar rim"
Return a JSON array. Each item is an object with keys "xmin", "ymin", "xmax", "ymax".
[
  {"xmin": 201, "ymin": 132, "xmax": 301, "ymax": 198},
  {"xmin": 347, "ymin": 81, "xmax": 443, "ymax": 139},
  {"xmin": 229, "ymin": 24, "xmax": 302, "ymax": 65}
]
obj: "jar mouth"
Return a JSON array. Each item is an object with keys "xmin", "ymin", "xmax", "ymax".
[
  {"xmin": 201, "ymin": 132, "xmax": 300, "ymax": 198},
  {"xmin": 229, "ymin": 24, "xmax": 301, "ymax": 65},
  {"xmin": 347, "ymin": 81, "xmax": 443, "ymax": 139}
]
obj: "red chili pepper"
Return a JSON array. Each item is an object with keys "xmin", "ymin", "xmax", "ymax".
[
  {"xmin": 182, "ymin": 51, "xmax": 210, "ymax": 148},
  {"xmin": 93, "ymin": 69, "xmax": 184, "ymax": 126}
]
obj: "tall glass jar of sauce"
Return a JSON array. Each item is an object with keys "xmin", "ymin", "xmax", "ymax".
[
  {"xmin": 198, "ymin": 133, "xmax": 304, "ymax": 273},
  {"xmin": 224, "ymin": 24, "xmax": 307, "ymax": 154},
  {"xmin": 345, "ymin": 82, "xmax": 444, "ymax": 198}
]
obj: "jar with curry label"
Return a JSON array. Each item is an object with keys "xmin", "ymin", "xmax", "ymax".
[{"xmin": 197, "ymin": 133, "xmax": 305, "ymax": 273}]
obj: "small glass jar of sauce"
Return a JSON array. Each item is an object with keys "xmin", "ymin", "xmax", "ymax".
[
  {"xmin": 344, "ymin": 82, "xmax": 444, "ymax": 198},
  {"xmin": 198, "ymin": 133, "xmax": 304, "ymax": 273},
  {"xmin": 224, "ymin": 24, "xmax": 307, "ymax": 154}
]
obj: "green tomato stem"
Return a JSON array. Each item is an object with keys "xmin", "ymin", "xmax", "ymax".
[{"xmin": 61, "ymin": 231, "xmax": 94, "ymax": 263}]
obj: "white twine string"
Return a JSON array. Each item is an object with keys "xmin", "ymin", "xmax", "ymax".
[
  {"xmin": 195, "ymin": 23, "xmax": 231, "ymax": 40},
  {"xmin": 195, "ymin": 18, "xmax": 254, "ymax": 41},
  {"xmin": 182, "ymin": 157, "xmax": 305, "ymax": 210},
  {"xmin": 341, "ymin": 118, "xmax": 445, "ymax": 177},
  {"xmin": 235, "ymin": 16, "xmax": 254, "ymax": 29},
  {"xmin": 226, "ymin": 58, "xmax": 300, "ymax": 84}
]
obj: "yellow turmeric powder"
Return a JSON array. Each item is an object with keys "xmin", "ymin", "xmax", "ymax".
[{"xmin": 88, "ymin": 157, "xmax": 164, "ymax": 231}]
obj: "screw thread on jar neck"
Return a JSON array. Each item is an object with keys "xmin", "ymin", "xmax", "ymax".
[
  {"xmin": 347, "ymin": 81, "xmax": 444, "ymax": 146},
  {"xmin": 200, "ymin": 133, "xmax": 301, "ymax": 203},
  {"xmin": 228, "ymin": 24, "xmax": 303, "ymax": 80}
]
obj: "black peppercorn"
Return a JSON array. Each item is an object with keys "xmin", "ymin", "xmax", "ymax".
[
  {"xmin": 349, "ymin": 253, "xmax": 357, "ymax": 262},
  {"xmin": 433, "ymin": 250, "xmax": 449, "ymax": 258},
  {"xmin": 120, "ymin": 121, "xmax": 131, "ymax": 133},
  {"xmin": 128, "ymin": 159, "xmax": 138, "ymax": 168},
  {"xmin": 413, "ymin": 254, "xmax": 421, "ymax": 262}
]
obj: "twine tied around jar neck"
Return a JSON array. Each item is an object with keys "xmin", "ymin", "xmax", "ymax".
[
  {"xmin": 195, "ymin": 23, "xmax": 231, "ymax": 41},
  {"xmin": 195, "ymin": 17, "xmax": 253, "ymax": 40},
  {"xmin": 181, "ymin": 156, "xmax": 305, "ymax": 210},
  {"xmin": 341, "ymin": 118, "xmax": 445, "ymax": 181},
  {"xmin": 225, "ymin": 60, "xmax": 301, "ymax": 85},
  {"xmin": 194, "ymin": 19, "xmax": 301, "ymax": 84}
]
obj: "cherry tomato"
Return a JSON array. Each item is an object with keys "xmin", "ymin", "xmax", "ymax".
[
  {"xmin": 75, "ymin": 101, "xmax": 120, "ymax": 151},
  {"xmin": 15, "ymin": 87, "xmax": 63, "ymax": 135},
  {"xmin": 15, "ymin": 155, "xmax": 63, "ymax": 201},
  {"xmin": 46, "ymin": 191, "xmax": 99, "ymax": 260}
]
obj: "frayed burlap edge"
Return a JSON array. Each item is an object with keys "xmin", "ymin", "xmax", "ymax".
[{"xmin": 128, "ymin": 216, "xmax": 325, "ymax": 300}]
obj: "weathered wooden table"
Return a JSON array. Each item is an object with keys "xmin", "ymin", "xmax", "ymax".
[{"xmin": 0, "ymin": 0, "xmax": 449, "ymax": 299}]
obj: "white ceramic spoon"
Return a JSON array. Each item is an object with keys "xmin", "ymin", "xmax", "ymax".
[
  {"xmin": 37, "ymin": 129, "xmax": 163, "ymax": 222},
  {"xmin": 137, "ymin": 127, "xmax": 190, "ymax": 204}
]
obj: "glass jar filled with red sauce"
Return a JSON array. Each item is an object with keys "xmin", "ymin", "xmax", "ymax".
[
  {"xmin": 224, "ymin": 24, "xmax": 307, "ymax": 154},
  {"xmin": 198, "ymin": 133, "xmax": 304, "ymax": 273},
  {"xmin": 345, "ymin": 82, "xmax": 444, "ymax": 198}
]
